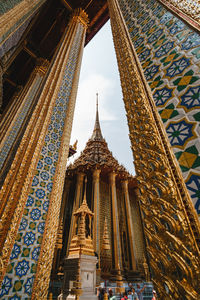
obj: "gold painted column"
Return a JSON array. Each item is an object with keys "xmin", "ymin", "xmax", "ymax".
[
  {"xmin": 0, "ymin": 58, "xmax": 49, "ymax": 251},
  {"xmin": 67, "ymin": 171, "xmax": 85, "ymax": 254},
  {"xmin": 93, "ymin": 169, "xmax": 101, "ymax": 255},
  {"xmin": 121, "ymin": 180, "xmax": 136, "ymax": 270},
  {"xmin": 0, "ymin": 59, "xmax": 49, "ymax": 176},
  {"xmin": 0, "ymin": 9, "xmax": 89, "ymax": 299},
  {"xmin": 109, "ymin": 171, "xmax": 123, "ymax": 291},
  {"xmin": 109, "ymin": 172, "xmax": 121, "ymax": 269},
  {"xmin": 75, "ymin": 172, "xmax": 85, "ymax": 209},
  {"xmin": 0, "ymin": 0, "xmax": 46, "ymax": 49},
  {"xmin": 0, "ymin": 64, "xmax": 2, "ymax": 110},
  {"xmin": 108, "ymin": 0, "xmax": 200, "ymax": 298}
]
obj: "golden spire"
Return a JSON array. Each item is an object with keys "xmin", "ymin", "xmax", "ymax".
[
  {"xmin": 101, "ymin": 218, "xmax": 110, "ymax": 251},
  {"xmin": 72, "ymin": 139, "xmax": 78, "ymax": 150},
  {"xmin": 91, "ymin": 93, "xmax": 103, "ymax": 141},
  {"xmin": 77, "ymin": 212, "xmax": 86, "ymax": 247},
  {"xmin": 68, "ymin": 177, "xmax": 95, "ymax": 256},
  {"xmin": 82, "ymin": 176, "xmax": 87, "ymax": 206},
  {"xmin": 100, "ymin": 218, "xmax": 112, "ymax": 276},
  {"xmin": 74, "ymin": 177, "xmax": 94, "ymax": 216},
  {"xmin": 56, "ymin": 219, "xmax": 63, "ymax": 249}
]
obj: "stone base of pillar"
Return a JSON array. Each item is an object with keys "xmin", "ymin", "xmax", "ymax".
[
  {"xmin": 59, "ymin": 292, "xmax": 98, "ymax": 300},
  {"xmin": 58, "ymin": 294, "xmax": 75, "ymax": 300},
  {"xmin": 108, "ymin": 269, "xmax": 125, "ymax": 293},
  {"xmin": 59, "ymin": 294, "xmax": 98, "ymax": 300},
  {"xmin": 61, "ymin": 254, "xmax": 98, "ymax": 300},
  {"xmin": 80, "ymin": 296, "xmax": 97, "ymax": 300},
  {"xmin": 125, "ymin": 270, "xmax": 143, "ymax": 282},
  {"xmin": 110, "ymin": 269, "xmax": 124, "ymax": 280}
]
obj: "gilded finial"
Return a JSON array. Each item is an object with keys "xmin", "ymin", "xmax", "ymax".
[
  {"xmin": 101, "ymin": 218, "xmax": 110, "ymax": 251},
  {"xmin": 91, "ymin": 93, "xmax": 103, "ymax": 141},
  {"xmin": 73, "ymin": 139, "xmax": 78, "ymax": 150},
  {"xmin": 143, "ymin": 254, "xmax": 150, "ymax": 281},
  {"xmin": 48, "ymin": 293, "xmax": 53, "ymax": 300},
  {"xmin": 74, "ymin": 177, "xmax": 93, "ymax": 216},
  {"xmin": 96, "ymin": 92, "xmax": 98, "ymax": 109},
  {"xmin": 68, "ymin": 176, "xmax": 95, "ymax": 256},
  {"xmin": 82, "ymin": 177, "xmax": 87, "ymax": 205}
]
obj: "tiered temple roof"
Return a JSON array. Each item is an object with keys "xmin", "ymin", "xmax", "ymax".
[{"xmin": 68, "ymin": 96, "xmax": 134, "ymax": 181}]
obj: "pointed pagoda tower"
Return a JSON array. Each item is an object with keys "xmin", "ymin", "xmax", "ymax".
[
  {"xmin": 51, "ymin": 95, "xmax": 147, "ymax": 292},
  {"xmin": 61, "ymin": 178, "xmax": 98, "ymax": 300}
]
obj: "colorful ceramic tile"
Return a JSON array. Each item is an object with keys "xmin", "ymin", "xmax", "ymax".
[
  {"xmin": 175, "ymin": 145, "xmax": 200, "ymax": 172},
  {"xmin": 186, "ymin": 173, "xmax": 200, "ymax": 214},
  {"xmin": 153, "ymin": 86, "xmax": 174, "ymax": 106},
  {"xmin": 159, "ymin": 103, "xmax": 179, "ymax": 123},
  {"xmin": 166, "ymin": 118, "xmax": 196, "ymax": 147},
  {"xmin": 173, "ymin": 70, "xmax": 199, "ymax": 92},
  {"xmin": 178, "ymin": 85, "xmax": 200, "ymax": 110},
  {"xmin": 119, "ymin": 0, "xmax": 200, "ymax": 216}
]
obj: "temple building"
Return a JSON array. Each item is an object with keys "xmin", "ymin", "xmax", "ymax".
[
  {"xmin": 50, "ymin": 100, "xmax": 147, "ymax": 297},
  {"xmin": 0, "ymin": 0, "xmax": 200, "ymax": 299}
]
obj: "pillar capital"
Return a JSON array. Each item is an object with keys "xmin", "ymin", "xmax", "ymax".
[
  {"xmin": 77, "ymin": 172, "xmax": 85, "ymax": 182},
  {"xmin": 93, "ymin": 168, "xmax": 101, "ymax": 181},
  {"xmin": 121, "ymin": 179, "xmax": 129, "ymax": 190},
  {"xmin": 71, "ymin": 8, "xmax": 89, "ymax": 28},
  {"xmin": 109, "ymin": 171, "xmax": 116, "ymax": 184},
  {"xmin": 34, "ymin": 58, "xmax": 49, "ymax": 76}
]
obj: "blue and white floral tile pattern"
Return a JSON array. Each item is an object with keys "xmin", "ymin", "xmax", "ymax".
[
  {"xmin": 119, "ymin": 0, "xmax": 200, "ymax": 216},
  {"xmin": 0, "ymin": 23, "xmax": 84, "ymax": 299},
  {"xmin": 0, "ymin": 76, "xmax": 42, "ymax": 170}
]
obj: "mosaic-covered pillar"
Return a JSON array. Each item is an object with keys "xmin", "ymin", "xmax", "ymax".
[
  {"xmin": 109, "ymin": 172, "xmax": 122, "ymax": 270},
  {"xmin": 0, "ymin": 0, "xmax": 46, "ymax": 58},
  {"xmin": 121, "ymin": 180, "xmax": 136, "ymax": 271},
  {"xmin": 0, "ymin": 63, "xmax": 2, "ymax": 110},
  {"xmin": 109, "ymin": 172, "xmax": 124, "ymax": 291},
  {"xmin": 0, "ymin": 59, "xmax": 49, "ymax": 257},
  {"xmin": 92, "ymin": 169, "xmax": 101, "ymax": 255},
  {"xmin": 0, "ymin": 59, "xmax": 49, "ymax": 184},
  {"xmin": 108, "ymin": 0, "xmax": 200, "ymax": 298},
  {"xmin": 116, "ymin": 0, "xmax": 200, "ymax": 219},
  {"xmin": 0, "ymin": 8, "xmax": 88, "ymax": 299}
]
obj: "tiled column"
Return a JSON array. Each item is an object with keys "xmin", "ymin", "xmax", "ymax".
[
  {"xmin": 0, "ymin": 9, "xmax": 88, "ymax": 299},
  {"xmin": 108, "ymin": 0, "xmax": 200, "ymax": 297},
  {"xmin": 0, "ymin": 58, "xmax": 49, "ymax": 258},
  {"xmin": 0, "ymin": 64, "xmax": 2, "ymax": 110},
  {"xmin": 75, "ymin": 172, "xmax": 85, "ymax": 209},
  {"xmin": 0, "ymin": 0, "xmax": 46, "ymax": 55},
  {"xmin": 121, "ymin": 180, "xmax": 136, "ymax": 270},
  {"xmin": 0, "ymin": 59, "xmax": 49, "ymax": 180},
  {"xmin": 109, "ymin": 172, "xmax": 124, "ymax": 291},
  {"xmin": 116, "ymin": 0, "xmax": 200, "ymax": 220},
  {"xmin": 92, "ymin": 169, "xmax": 101, "ymax": 256}
]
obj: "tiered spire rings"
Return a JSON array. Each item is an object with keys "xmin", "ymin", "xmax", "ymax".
[{"xmin": 68, "ymin": 177, "xmax": 95, "ymax": 257}]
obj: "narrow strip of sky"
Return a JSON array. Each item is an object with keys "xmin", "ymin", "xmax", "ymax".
[{"xmin": 69, "ymin": 21, "xmax": 135, "ymax": 175}]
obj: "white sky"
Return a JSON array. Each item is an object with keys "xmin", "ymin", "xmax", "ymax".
[{"xmin": 69, "ymin": 21, "xmax": 135, "ymax": 175}]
